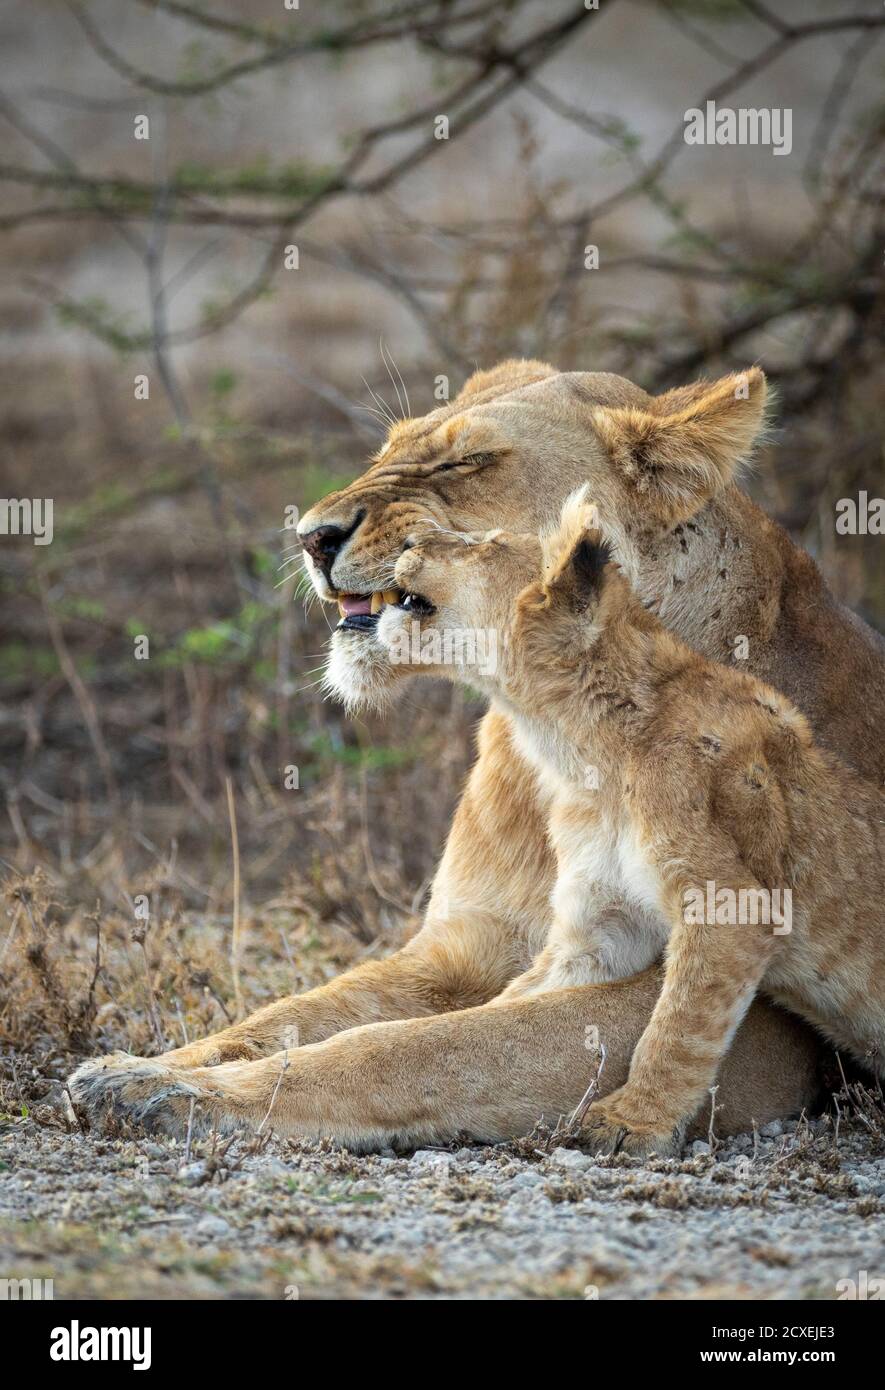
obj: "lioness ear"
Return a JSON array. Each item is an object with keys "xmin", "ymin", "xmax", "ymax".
[
  {"xmin": 454, "ymin": 358, "xmax": 556, "ymax": 404},
  {"xmin": 591, "ymin": 368, "xmax": 768, "ymax": 523}
]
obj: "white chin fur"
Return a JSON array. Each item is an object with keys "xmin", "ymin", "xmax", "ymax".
[{"xmin": 322, "ymin": 630, "xmax": 402, "ymax": 714}]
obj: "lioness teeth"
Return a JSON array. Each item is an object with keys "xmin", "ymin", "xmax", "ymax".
[
  {"xmin": 371, "ymin": 590, "xmax": 403, "ymax": 613},
  {"xmin": 337, "ymin": 590, "xmax": 402, "ymax": 619}
]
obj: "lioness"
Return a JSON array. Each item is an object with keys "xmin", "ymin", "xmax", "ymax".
[
  {"xmin": 376, "ymin": 494, "xmax": 885, "ymax": 1156},
  {"xmin": 70, "ymin": 360, "xmax": 885, "ymax": 1145}
]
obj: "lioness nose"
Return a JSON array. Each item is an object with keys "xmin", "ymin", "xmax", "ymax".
[{"xmin": 300, "ymin": 520, "xmax": 357, "ymax": 580}]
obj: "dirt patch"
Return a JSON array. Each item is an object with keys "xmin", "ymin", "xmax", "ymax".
[{"xmin": 2, "ymin": 1111, "xmax": 883, "ymax": 1300}]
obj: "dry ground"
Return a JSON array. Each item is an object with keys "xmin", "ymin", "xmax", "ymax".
[{"xmin": 3, "ymin": 1093, "xmax": 884, "ymax": 1301}]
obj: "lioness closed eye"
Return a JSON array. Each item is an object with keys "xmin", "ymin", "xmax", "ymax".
[{"xmin": 377, "ymin": 492, "xmax": 885, "ymax": 1157}]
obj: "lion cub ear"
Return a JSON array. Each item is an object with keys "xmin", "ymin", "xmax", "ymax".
[
  {"xmin": 541, "ymin": 488, "xmax": 613, "ymax": 607},
  {"xmin": 591, "ymin": 368, "xmax": 768, "ymax": 523}
]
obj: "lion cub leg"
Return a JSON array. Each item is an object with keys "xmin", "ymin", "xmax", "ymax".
[
  {"xmin": 497, "ymin": 801, "xmax": 668, "ymax": 1001},
  {"xmin": 498, "ymin": 886, "xmax": 664, "ymax": 1000},
  {"xmin": 584, "ymin": 861, "xmax": 780, "ymax": 1158}
]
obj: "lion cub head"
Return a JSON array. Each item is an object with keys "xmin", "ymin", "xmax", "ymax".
[{"xmin": 376, "ymin": 489, "xmax": 644, "ymax": 707}]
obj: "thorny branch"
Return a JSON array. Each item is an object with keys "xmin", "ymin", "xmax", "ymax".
[{"xmin": 0, "ymin": 0, "xmax": 881, "ymax": 421}]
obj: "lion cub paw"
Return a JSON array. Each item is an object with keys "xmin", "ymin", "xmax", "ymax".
[{"xmin": 582, "ymin": 1089, "xmax": 684, "ymax": 1159}]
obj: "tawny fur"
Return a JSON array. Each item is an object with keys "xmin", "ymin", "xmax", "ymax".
[
  {"xmin": 377, "ymin": 494, "xmax": 885, "ymax": 1155},
  {"xmin": 69, "ymin": 359, "xmax": 885, "ymax": 1146}
]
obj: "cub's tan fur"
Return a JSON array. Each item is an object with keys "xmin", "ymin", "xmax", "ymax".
[
  {"xmin": 69, "ymin": 359, "xmax": 885, "ymax": 1145},
  {"xmin": 379, "ymin": 498, "xmax": 885, "ymax": 1155}
]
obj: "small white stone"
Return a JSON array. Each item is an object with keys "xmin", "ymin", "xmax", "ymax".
[
  {"xmin": 548, "ymin": 1147, "xmax": 591, "ymax": 1170},
  {"xmin": 194, "ymin": 1214, "xmax": 231, "ymax": 1240},
  {"xmin": 176, "ymin": 1160, "xmax": 209, "ymax": 1186}
]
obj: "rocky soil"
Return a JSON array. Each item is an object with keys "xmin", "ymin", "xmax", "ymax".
[{"xmin": 2, "ymin": 1109, "xmax": 883, "ymax": 1300}]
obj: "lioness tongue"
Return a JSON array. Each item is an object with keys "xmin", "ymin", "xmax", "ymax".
[{"xmin": 339, "ymin": 594, "xmax": 373, "ymax": 617}]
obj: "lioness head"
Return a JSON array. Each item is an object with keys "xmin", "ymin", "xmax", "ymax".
[{"xmin": 297, "ymin": 358, "xmax": 767, "ymax": 710}]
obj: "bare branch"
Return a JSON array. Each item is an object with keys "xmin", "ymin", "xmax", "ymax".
[{"xmin": 66, "ymin": 0, "xmax": 511, "ymax": 99}]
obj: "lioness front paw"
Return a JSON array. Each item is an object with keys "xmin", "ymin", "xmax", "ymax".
[
  {"xmin": 581, "ymin": 1089, "xmax": 684, "ymax": 1159},
  {"xmin": 68, "ymin": 1054, "xmax": 205, "ymax": 1137}
]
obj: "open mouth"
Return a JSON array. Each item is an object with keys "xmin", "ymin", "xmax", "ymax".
[
  {"xmin": 336, "ymin": 589, "xmax": 400, "ymax": 631},
  {"xmin": 336, "ymin": 589, "xmax": 436, "ymax": 631}
]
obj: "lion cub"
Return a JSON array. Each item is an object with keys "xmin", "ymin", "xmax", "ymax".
[{"xmin": 377, "ymin": 492, "xmax": 885, "ymax": 1156}]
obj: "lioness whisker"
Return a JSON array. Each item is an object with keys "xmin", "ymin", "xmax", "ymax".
[
  {"xmin": 380, "ymin": 337, "xmax": 410, "ymax": 419},
  {"xmin": 413, "ymin": 517, "xmax": 476, "ymax": 545},
  {"xmin": 361, "ymin": 375, "xmax": 397, "ymax": 427},
  {"xmin": 355, "ymin": 402, "xmax": 392, "ymax": 428}
]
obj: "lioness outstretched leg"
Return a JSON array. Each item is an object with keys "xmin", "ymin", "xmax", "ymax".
[
  {"xmin": 102, "ymin": 936, "xmax": 513, "ymax": 1072},
  {"xmin": 67, "ymin": 968, "xmax": 820, "ymax": 1147},
  {"xmin": 71, "ymin": 710, "xmax": 552, "ymax": 1080}
]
